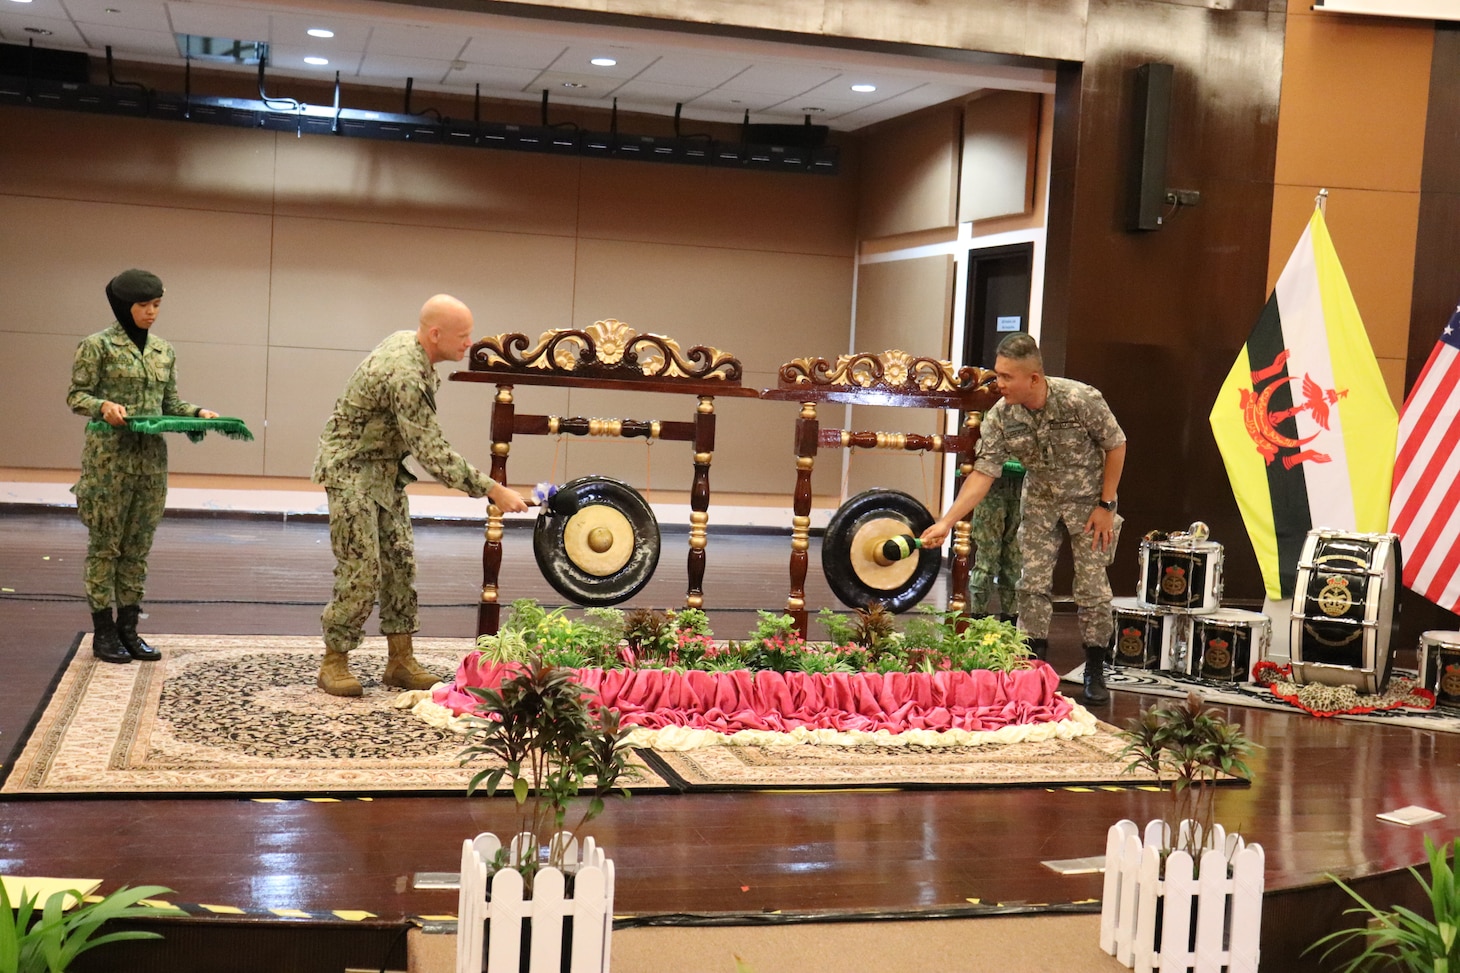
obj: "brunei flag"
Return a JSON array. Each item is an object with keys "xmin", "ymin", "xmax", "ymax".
[{"xmin": 1209, "ymin": 206, "xmax": 1398, "ymax": 600}]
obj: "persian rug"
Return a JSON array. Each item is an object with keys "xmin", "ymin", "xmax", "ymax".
[
  {"xmin": 1061, "ymin": 662, "xmax": 1460, "ymax": 733},
  {"xmin": 0, "ymin": 634, "xmax": 671, "ymax": 798},
  {"xmin": 2, "ymin": 634, "xmax": 1169, "ymax": 797},
  {"xmin": 638, "ymin": 720, "xmax": 1164, "ymax": 791}
]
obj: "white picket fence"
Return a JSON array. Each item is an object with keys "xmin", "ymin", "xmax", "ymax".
[
  {"xmin": 1100, "ymin": 819, "xmax": 1264, "ymax": 973},
  {"xmin": 457, "ymin": 831, "xmax": 615, "ymax": 973}
]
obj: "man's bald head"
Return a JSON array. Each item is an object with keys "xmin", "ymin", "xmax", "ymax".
[{"xmin": 417, "ymin": 294, "xmax": 475, "ymax": 364}]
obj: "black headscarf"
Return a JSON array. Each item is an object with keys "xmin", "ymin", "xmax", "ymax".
[{"xmin": 106, "ymin": 269, "xmax": 164, "ymax": 351}]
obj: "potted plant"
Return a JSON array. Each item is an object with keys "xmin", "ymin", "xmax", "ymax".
[
  {"xmin": 1100, "ymin": 692, "xmax": 1263, "ymax": 973},
  {"xmin": 455, "ymin": 656, "xmax": 636, "ymax": 973},
  {"xmin": 1306, "ymin": 834, "xmax": 1460, "ymax": 973},
  {"xmin": 0, "ymin": 881, "xmax": 178, "ymax": 973}
]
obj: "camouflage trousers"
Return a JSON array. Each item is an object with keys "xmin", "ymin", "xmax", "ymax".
[
  {"xmin": 76, "ymin": 471, "xmax": 167, "ymax": 612},
  {"xmin": 321, "ymin": 487, "xmax": 418, "ymax": 653},
  {"xmin": 968, "ymin": 474, "xmax": 1022, "ymax": 615},
  {"xmin": 1016, "ymin": 495, "xmax": 1122, "ymax": 647}
]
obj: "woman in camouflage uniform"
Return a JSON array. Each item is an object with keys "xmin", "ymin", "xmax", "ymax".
[{"xmin": 66, "ymin": 269, "xmax": 218, "ymax": 664}]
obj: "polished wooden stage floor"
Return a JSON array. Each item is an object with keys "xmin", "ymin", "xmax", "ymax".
[{"xmin": 2, "ymin": 508, "xmax": 1456, "ymax": 970}]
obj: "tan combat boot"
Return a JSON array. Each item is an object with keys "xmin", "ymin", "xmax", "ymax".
[
  {"xmin": 317, "ymin": 648, "xmax": 363, "ymax": 697},
  {"xmin": 383, "ymin": 633, "xmax": 441, "ymax": 690}
]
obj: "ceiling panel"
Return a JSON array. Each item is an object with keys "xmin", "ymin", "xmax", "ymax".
[{"xmin": 1, "ymin": 0, "xmax": 1056, "ymax": 131}]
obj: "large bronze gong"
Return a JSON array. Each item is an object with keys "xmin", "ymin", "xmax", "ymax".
[
  {"xmin": 533, "ymin": 476, "xmax": 660, "ymax": 606},
  {"xmin": 821, "ymin": 489, "xmax": 941, "ymax": 613}
]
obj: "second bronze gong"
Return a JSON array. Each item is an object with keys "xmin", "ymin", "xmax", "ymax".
[
  {"xmin": 533, "ymin": 475, "xmax": 660, "ymax": 606},
  {"xmin": 821, "ymin": 489, "xmax": 942, "ymax": 614}
]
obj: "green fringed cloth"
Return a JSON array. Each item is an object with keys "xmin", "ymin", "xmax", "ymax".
[{"xmin": 86, "ymin": 416, "xmax": 255, "ymax": 443}]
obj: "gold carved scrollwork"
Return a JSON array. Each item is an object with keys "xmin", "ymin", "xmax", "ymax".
[
  {"xmin": 778, "ymin": 349, "xmax": 995, "ymax": 395},
  {"xmin": 469, "ymin": 319, "xmax": 743, "ymax": 383}
]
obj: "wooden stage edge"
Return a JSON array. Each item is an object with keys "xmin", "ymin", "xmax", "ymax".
[{"xmin": 0, "ymin": 509, "xmax": 1453, "ymax": 972}]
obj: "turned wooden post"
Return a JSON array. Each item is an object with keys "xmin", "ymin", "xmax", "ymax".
[
  {"xmin": 947, "ymin": 410, "xmax": 981, "ymax": 628},
  {"xmin": 687, "ymin": 396, "xmax": 715, "ymax": 610},
  {"xmin": 479, "ymin": 384, "xmax": 514, "ymax": 636},
  {"xmin": 787, "ymin": 400, "xmax": 818, "ymax": 639}
]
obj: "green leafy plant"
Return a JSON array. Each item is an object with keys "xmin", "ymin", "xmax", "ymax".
[
  {"xmin": 816, "ymin": 608, "xmax": 858, "ymax": 647},
  {"xmin": 741, "ymin": 611, "xmax": 804, "ymax": 670},
  {"xmin": 1307, "ymin": 834, "xmax": 1460, "ymax": 973},
  {"xmin": 0, "ymin": 882, "xmax": 180, "ymax": 973},
  {"xmin": 850, "ymin": 601, "xmax": 897, "ymax": 650},
  {"xmin": 1117, "ymin": 691, "xmax": 1255, "ymax": 861},
  {"xmin": 459, "ymin": 656, "xmax": 637, "ymax": 890},
  {"xmin": 943, "ymin": 614, "xmax": 1033, "ymax": 671}
]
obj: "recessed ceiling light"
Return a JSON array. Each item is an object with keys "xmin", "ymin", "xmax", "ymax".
[
  {"xmin": 8, "ymin": 1, "xmax": 35, "ymax": 5},
  {"xmin": 306, "ymin": 28, "xmax": 334, "ymax": 38},
  {"xmin": 303, "ymin": 56, "xmax": 329, "ymax": 66},
  {"xmin": 561, "ymin": 81, "xmax": 586, "ymax": 88},
  {"xmin": 24, "ymin": 26, "xmax": 52, "ymax": 34},
  {"xmin": 850, "ymin": 83, "xmax": 877, "ymax": 93},
  {"xmin": 801, "ymin": 107, "xmax": 826, "ymax": 113},
  {"xmin": 590, "ymin": 57, "xmax": 616, "ymax": 67}
]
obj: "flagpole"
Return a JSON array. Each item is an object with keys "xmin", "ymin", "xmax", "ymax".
[{"xmin": 1316, "ymin": 187, "xmax": 1328, "ymax": 214}]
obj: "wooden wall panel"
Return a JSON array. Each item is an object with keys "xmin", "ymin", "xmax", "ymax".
[
  {"xmin": 857, "ymin": 105, "xmax": 962, "ymax": 241},
  {"xmin": 959, "ymin": 91, "xmax": 1040, "ymax": 224}
]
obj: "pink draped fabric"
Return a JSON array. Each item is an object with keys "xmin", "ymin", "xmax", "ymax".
[{"xmin": 433, "ymin": 655, "xmax": 1073, "ymax": 734}]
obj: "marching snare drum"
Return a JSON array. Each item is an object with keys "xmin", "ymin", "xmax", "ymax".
[
  {"xmin": 1137, "ymin": 539, "xmax": 1224, "ymax": 613},
  {"xmin": 1190, "ymin": 608, "xmax": 1271, "ymax": 683},
  {"xmin": 1289, "ymin": 529, "xmax": 1401, "ymax": 694},
  {"xmin": 1111, "ymin": 596, "xmax": 1184, "ymax": 671},
  {"xmin": 1417, "ymin": 631, "xmax": 1460, "ymax": 708}
]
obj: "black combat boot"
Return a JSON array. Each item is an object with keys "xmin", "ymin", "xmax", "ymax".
[
  {"xmin": 1027, "ymin": 637, "xmax": 1048, "ymax": 662},
  {"xmin": 91, "ymin": 608, "xmax": 131, "ymax": 664},
  {"xmin": 116, "ymin": 604, "xmax": 161, "ymax": 661},
  {"xmin": 1082, "ymin": 644, "xmax": 1110, "ymax": 705}
]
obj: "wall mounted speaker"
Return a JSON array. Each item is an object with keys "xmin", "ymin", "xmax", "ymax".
[{"xmin": 1128, "ymin": 62, "xmax": 1173, "ymax": 232}]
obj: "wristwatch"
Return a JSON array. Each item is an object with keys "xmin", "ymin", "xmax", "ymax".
[{"xmin": 1097, "ymin": 497, "xmax": 1118, "ymax": 512}]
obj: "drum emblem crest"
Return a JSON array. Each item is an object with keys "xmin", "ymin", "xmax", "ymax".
[
  {"xmin": 1238, "ymin": 348, "xmax": 1348, "ymax": 470},
  {"xmin": 1317, "ymin": 575, "xmax": 1352, "ymax": 617},
  {"xmin": 1204, "ymin": 637, "xmax": 1231, "ymax": 670},
  {"xmin": 1118, "ymin": 626, "xmax": 1146, "ymax": 659},
  {"xmin": 1441, "ymin": 665, "xmax": 1460, "ymax": 698},
  {"xmin": 1161, "ymin": 565, "xmax": 1188, "ymax": 596}
]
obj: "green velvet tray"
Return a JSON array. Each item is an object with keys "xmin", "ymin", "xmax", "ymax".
[{"xmin": 85, "ymin": 416, "xmax": 255, "ymax": 443}]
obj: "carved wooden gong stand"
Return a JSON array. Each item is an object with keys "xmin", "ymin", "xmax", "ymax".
[
  {"xmin": 759, "ymin": 350, "xmax": 1000, "ymax": 639},
  {"xmin": 449, "ymin": 319, "xmax": 758, "ymax": 636}
]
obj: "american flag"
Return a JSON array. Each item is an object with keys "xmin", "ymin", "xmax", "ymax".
[{"xmin": 1390, "ymin": 305, "xmax": 1460, "ymax": 613}]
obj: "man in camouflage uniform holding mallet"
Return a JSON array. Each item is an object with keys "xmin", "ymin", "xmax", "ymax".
[
  {"xmin": 922, "ymin": 333, "xmax": 1126, "ymax": 705},
  {"xmin": 313, "ymin": 294, "xmax": 527, "ymax": 697}
]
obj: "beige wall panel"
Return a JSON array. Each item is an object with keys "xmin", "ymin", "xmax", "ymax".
[
  {"xmin": 263, "ymin": 347, "xmax": 373, "ymax": 478},
  {"xmin": 844, "ymin": 404, "xmax": 949, "ymax": 499},
  {"xmin": 1268, "ymin": 185, "xmax": 1417, "ymax": 363},
  {"xmin": 858, "ymin": 105, "xmax": 961, "ymax": 240},
  {"xmin": 271, "ymin": 136, "xmax": 582, "ymax": 236},
  {"xmin": 162, "ymin": 340, "xmax": 268, "ymax": 476},
  {"xmin": 577, "ymin": 158, "xmax": 858, "ymax": 257},
  {"xmin": 959, "ymin": 92, "xmax": 1040, "ymax": 224},
  {"xmin": 1275, "ymin": 8, "xmax": 1431, "ymax": 194},
  {"xmin": 267, "ymin": 217, "xmax": 578, "ymax": 353},
  {"xmin": 0, "ymin": 331, "xmax": 97, "ymax": 471},
  {"xmin": 854, "ymin": 255, "xmax": 955, "ymax": 356},
  {"xmin": 0, "ymin": 106, "xmax": 276, "ymax": 212},
  {"xmin": 570, "ymin": 239, "xmax": 854, "ymax": 376},
  {"xmin": 1378, "ymin": 356, "xmax": 1407, "ymax": 410},
  {"xmin": 0, "ymin": 195, "xmax": 274, "ymax": 346}
]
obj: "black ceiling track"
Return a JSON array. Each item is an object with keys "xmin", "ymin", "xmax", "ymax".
[{"xmin": 0, "ymin": 50, "xmax": 839, "ymax": 175}]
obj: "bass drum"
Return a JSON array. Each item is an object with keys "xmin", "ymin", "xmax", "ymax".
[
  {"xmin": 533, "ymin": 475, "xmax": 660, "ymax": 606},
  {"xmin": 822, "ymin": 489, "xmax": 941, "ymax": 614},
  {"xmin": 1289, "ymin": 530, "xmax": 1401, "ymax": 694}
]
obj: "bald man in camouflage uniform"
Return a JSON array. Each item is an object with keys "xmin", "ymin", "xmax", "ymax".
[
  {"xmin": 313, "ymin": 294, "xmax": 527, "ymax": 697},
  {"xmin": 923, "ymin": 333, "xmax": 1126, "ymax": 704},
  {"xmin": 67, "ymin": 269, "xmax": 219, "ymax": 664}
]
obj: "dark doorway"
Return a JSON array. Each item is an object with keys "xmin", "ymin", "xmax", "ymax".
[{"xmin": 963, "ymin": 243, "xmax": 1034, "ymax": 370}]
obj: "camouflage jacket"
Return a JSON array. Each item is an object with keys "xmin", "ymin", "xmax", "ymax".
[
  {"xmin": 67, "ymin": 323, "xmax": 201, "ymax": 477},
  {"xmin": 973, "ymin": 376, "xmax": 1125, "ymax": 501},
  {"xmin": 312, "ymin": 330, "xmax": 495, "ymax": 507}
]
